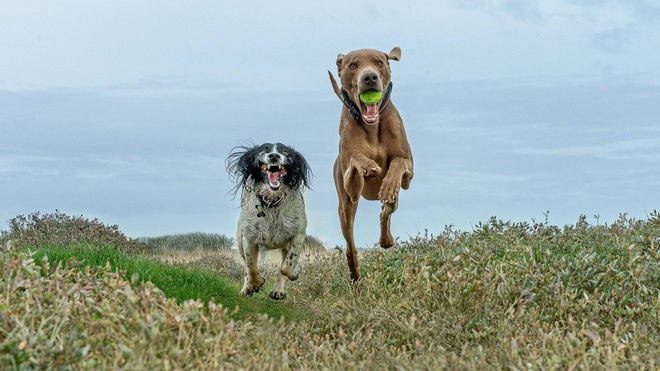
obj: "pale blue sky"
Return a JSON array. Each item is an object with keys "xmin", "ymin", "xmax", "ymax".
[{"xmin": 1, "ymin": 1, "xmax": 659, "ymax": 247}]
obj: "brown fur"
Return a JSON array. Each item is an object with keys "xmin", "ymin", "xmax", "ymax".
[{"xmin": 328, "ymin": 47, "xmax": 414, "ymax": 281}]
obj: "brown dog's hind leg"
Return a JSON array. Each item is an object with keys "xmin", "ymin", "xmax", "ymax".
[
  {"xmin": 338, "ymin": 196, "xmax": 361, "ymax": 281},
  {"xmin": 335, "ymin": 156, "xmax": 366, "ymax": 282}
]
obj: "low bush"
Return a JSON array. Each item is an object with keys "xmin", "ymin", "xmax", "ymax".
[
  {"xmin": 140, "ymin": 232, "xmax": 233, "ymax": 253},
  {"xmin": 6, "ymin": 210, "xmax": 145, "ymax": 253}
]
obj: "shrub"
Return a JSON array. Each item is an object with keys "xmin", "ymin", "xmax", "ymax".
[
  {"xmin": 6, "ymin": 210, "xmax": 145, "ymax": 253},
  {"xmin": 140, "ymin": 232, "xmax": 233, "ymax": 253},
  {"xmin": 303, "ymin": 235, "xmax": 327, "ymax": 253}
]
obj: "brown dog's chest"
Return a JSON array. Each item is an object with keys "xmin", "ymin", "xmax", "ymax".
[{"xmin": 341, "ymin": 113, "xmax": 406, "ymax": 163}]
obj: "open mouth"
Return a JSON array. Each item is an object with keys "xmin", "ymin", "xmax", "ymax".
[
  {"xmin": 358, "ymin": 90, "xmax": 383, "ymax": 124},
  {"xmin": 360, "ymin": 102, "xmax": 381, "ymax": 124},
  {"xmin": 261, "ymin": 164, "xmax": 287, "ymax": 190}
]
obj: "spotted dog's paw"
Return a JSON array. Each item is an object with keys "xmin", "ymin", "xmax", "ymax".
[
  {"xmin": 268, "ymin": 289, "xmax": 287, "ymax": 300},
  {"xmin": 240, "ymin": 276, "xmax": 265, "ymax": 296}
]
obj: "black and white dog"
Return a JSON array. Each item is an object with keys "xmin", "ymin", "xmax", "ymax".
[{"xmin": 226, "ymin": 142, "xmax": 312, "ymax": 300}]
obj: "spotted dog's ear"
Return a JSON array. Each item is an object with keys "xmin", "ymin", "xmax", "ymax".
[
  {"xmin": 387, "ymin": 47, "xmax": 401, "ymax": 62},
  {"xmin": 284, "ymin": 148, "xmax": 312, "ymax": 190},
  {"xmin": 239, "ymin": 146, "xmax": 263, "ymax": 184},
  {"xmin": 226, "ymin": 144, "xmax": 262, "ymax": 197}
]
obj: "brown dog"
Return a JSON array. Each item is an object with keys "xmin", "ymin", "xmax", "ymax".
[{"xmin": 328, "ymin": 47, "xmax": 414, "ymax": 281}]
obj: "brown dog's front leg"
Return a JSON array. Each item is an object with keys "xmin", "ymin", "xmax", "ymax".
[
  {"xmin": 344, "ymin": 154, "xmax": 382, "ymax": 203},
  {"xmin": 377, "ymin": 158, "xmax": 412, "ymax": 249},
  {"xmin": 379, "ymin": 199, "xmax": 398, "ymax": 248},
  {"xmin": 378, "ymin": 157, "xmax": 413, "ymax": 204}
]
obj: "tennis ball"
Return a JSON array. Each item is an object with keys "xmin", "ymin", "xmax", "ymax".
[{"xmin": 359, "ymin": 90, "xmax": 382, "ymax": 105}]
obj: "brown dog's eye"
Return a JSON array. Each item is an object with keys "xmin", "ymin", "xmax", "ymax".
[
  {"xmin": 349, "ymin": 63, "xmax": 357, "ymax": 69},
  {"xmin": 377, "ymin": 61, "xmax": 383, "ymax": 67}
]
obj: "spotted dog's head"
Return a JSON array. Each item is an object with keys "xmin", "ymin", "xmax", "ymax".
[{"xmin": 226, "ymin": 142, "xmax": 312, "ymax": 196}]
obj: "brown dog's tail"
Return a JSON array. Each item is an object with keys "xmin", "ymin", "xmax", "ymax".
[{"xmin": 327, "ymin": 70, "xmax": 342, "ymax": 100}]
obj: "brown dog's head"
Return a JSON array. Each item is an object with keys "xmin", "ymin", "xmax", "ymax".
[{"xmin": 336, "ymin": 47, "xmax": 401, "ymax": 124}]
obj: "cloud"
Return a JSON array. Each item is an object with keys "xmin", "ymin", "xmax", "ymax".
[
  {"xmin": 500, "ymin": 0, "xmax": 541, "ymax": 20},
  {"xmin": 591, "ymin": 26, "xmax": 637, "ymax": 54},
  {"xmin": 509, "ymin": 138, "xmax": 660, "ymax": 160},
  {"xmin": 0, "ymin": 154, "xmax": 62, "ymax": 176}
]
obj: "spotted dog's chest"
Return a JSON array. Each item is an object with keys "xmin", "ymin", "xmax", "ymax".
[{"xmin": 239, "ymin": 192, "xmax": 306, "ymax": 249}]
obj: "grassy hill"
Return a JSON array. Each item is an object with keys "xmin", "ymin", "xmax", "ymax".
[{"xmin": 0, "ymin": 211, "xmax": 658, "ymax": 369}]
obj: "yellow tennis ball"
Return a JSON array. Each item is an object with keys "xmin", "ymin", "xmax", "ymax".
[{"xmin": 359, "ymin": 90, "xmax": 382, "ymax": 105}]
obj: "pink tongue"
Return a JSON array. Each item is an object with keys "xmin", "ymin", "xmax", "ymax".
[
  {"xmin": 365, "ymin": 104, "xmax": 379, "ymax": 118},
  {"xmin": 267, "ymin": 170, "xmax": 281, "ymax": 185}
]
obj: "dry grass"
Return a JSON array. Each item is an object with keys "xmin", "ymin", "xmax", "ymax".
[{"xmin": 1, "ymin": 212, "xmax": 659, "ymax": 369}]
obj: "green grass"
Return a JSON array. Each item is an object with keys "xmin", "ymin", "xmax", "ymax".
[{"xmin": 28, "ymin": 244, "xmax": 305, "ymax": 321}]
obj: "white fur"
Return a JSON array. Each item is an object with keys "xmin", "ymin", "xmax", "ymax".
[{"xmin": 236, "ymin": 179, "xmax": 307, "ymax": 300}]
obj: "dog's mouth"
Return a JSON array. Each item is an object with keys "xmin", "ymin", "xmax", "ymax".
[
  {"xmin": 360, "ymin": 102, "xmax": 381, "ymax": 124},
  {"xmin": 261, "ymin": 164, "xmax": 287, "ymax": 190},
  {"xmin": 358, "ymin": 91, "xmax": 383, "ymax": 125}
]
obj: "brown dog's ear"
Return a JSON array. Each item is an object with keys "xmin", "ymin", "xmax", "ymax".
[
  {"xmin": 336, "ymin": 53, "xmax": 345, "ymax": 76},
  {"xmin": 388, "ymin": 47, "xmax": 401, "ymax": 61}
]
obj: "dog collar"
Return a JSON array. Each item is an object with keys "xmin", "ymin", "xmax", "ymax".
[
  {"xmin": 255, "ymin": 193, "xmax": 285, "ymax": 217},
  {"xmin": 340, "ymin": 82, "xmax": 393, "ymax": 123}
]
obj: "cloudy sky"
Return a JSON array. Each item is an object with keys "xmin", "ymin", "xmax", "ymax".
[{"xmin": 1, "ymin": 1, "xmax": 659, "ymax": 248}]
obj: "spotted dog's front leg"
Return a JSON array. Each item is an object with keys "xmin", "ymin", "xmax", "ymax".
[
  {"xmin": 268, "ymin": 233, "xmax": 304, "ymax": 300},
  {"xmin": 239, "ymin": 238, "xmax": 264, "ymax": 296}
]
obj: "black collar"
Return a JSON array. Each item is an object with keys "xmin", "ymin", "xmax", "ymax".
[
  {"xmin": 340, "ymin": 82, "xmax": 393, "ymax": 123},
  {"xmin": 255, "ymin": 193, "xmax": 285, "ymax": 217}
]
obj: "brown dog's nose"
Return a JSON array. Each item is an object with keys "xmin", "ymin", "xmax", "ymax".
[{"xmin": 362, "ymin": 71, "xmax": 380, "ymax": 87}]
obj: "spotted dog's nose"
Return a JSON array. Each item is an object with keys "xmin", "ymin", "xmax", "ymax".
[{"xmin": 267, "ymin": 153, "xmax": 282, "ymax": 163}]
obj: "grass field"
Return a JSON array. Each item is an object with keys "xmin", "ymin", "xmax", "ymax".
[{"xmin": 0, "ymin": 212, "xmax": 658, "ymax": 369}]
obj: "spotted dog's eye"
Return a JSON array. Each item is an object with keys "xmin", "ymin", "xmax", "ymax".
[
  {"xmin": 282, "ymin": 150, "xmax": 289, "ymax": 156},
  {"xmin": 259, "ymin": 151, "xmax": 265, "ymax": 156},
  {"xmin": 349, "ymin": 63, "xmax": 357, "ymax": 69}
]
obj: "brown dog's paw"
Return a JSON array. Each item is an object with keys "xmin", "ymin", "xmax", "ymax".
[
  {"xmin": 379, "ymin": 232, "xmax": 394, "ymax": 249},
  {"xmin": 349, "ymin": 277, "xmax": 364, "ymax": 293},
  {"xmin": 378, "ymin": 179, "xmax": 401, "ymax": 204},
  {"xmin": 362, "ymin": 164, "xmax": 382, "ymax": 178},
  {"xmin": 353, "ymin": 157, "xmax": 381, "ymax": 178}
]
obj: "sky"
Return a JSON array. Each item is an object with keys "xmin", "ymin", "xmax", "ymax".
[{"xmin": 1, "ymin": 1, "xmax": 659, "ymax": 248}]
